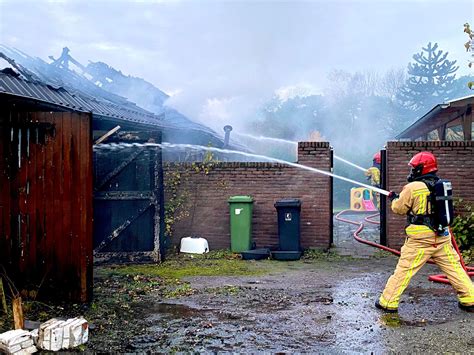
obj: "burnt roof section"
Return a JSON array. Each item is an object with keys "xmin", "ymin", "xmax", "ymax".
[
  {"xmin": 0, "ymin": 47, "xmax": 249, "ymax": 151},
  {"xmin": 0, "ymin": 45, "xmax": 223, "ymax": 137},
  {"xmin": 0, "ymin": 71, "xmax": 251, "ymax": 150}
]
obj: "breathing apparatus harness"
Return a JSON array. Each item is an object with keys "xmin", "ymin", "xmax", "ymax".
[{"xmin": 406, "ymin": 173, "xmax": 454, "ymax": 235}]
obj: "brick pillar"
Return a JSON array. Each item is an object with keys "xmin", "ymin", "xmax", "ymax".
[
  {"xmin": 386, "ymin": 141, "xmax": 474, "ymax": 249},
  {"xmin": 297, "ymin": 142, "xmax": 332, "ymax": 248}
]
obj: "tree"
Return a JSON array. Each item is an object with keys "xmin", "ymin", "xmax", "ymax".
[
  {"xmin": 251, "ymin": 94, "xmax": 325, "ymax": 141},
  {"xmin": 463, "ymin": 23, "xmax": 474, "ymax": 89},
  {"xmin": 398, "ymin": 42, "xmax": 458, "ymax": 113},
  {"xmin": 378, "ymin": 68, "xmax": 407, "ymax": 99}
]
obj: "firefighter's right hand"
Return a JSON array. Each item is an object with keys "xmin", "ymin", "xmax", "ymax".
[{"xmin": 388, "ymin": 191, "xmax": 399, "ymax": 201}]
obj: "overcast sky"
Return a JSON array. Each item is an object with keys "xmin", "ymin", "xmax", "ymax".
[{"xmin": 0, "ymin": 0, "xmax": 472, "ymax": 130}]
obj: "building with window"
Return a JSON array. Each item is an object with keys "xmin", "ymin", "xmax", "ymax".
[{"xmin": 396, "ymin": 95, "xmax": 473, "ymax": 141}]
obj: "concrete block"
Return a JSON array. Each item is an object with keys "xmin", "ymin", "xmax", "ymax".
[
  {"xmin": 5, "ymin": 345, "xmax": 22, "ymax": 353},
  {"xmin": 29, "ymin": 329, "xmax": 38, "ymax": 345},
  {"xmin": 37, "ymin": 317, "xmax": 88, "ymax": 350},
  {"xmin": 17, "ymin": 345, "xmax": 38, "ymax": 354},
  {"xmin": 42, "ymin": 320, "xmax": 66, "ymax": 351},
  {"xmin": 0, "ymin": 329, "xmax": 30, "ymax": 346},
  {"xmin": 0, "ymin": 329, "xmax": 37, "ymax": 354},
  {"xmin": 20, "ymin": 339, "xmax": 34, "ymax": 348},
  {"xmin": 68, "ymin": 317, "xmax": 88, "ymax": 348}
]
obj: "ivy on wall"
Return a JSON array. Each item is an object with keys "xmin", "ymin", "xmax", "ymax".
[{"xmin": 163, "ymin": 146, "xmax": 225, "ymax": 240}]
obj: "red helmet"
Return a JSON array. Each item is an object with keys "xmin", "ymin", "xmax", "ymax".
[
  {"xmin": 373, "ymin": 152, "xmax": 381, "ymax": 164},
  {"xmin": 408, "ymin": 152, "xmax": 438, "ymax": 175}
]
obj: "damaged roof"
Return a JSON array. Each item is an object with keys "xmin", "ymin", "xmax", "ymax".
[
  {"xmin": 0, "ymin": 45, "xmax": 239, "ymax": 147},
  {"xmin": 0, "ymin": 69, "xmax": 173, "ymax": 127}
]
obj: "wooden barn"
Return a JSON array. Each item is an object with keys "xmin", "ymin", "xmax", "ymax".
[
  {"xmin": 0, "ymin": 45, "xmax": 250, "ymax": 302},
  {"xmin": 0, "ymin": 70, "xmax": 169, "ymax": 302},
  {"xmin": 0, "ymin": 83, "xmax": 94, "ymax": 302}
]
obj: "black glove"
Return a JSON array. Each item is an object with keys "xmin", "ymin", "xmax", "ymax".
[{"xmin": 388, "ymin": 191, "xmax": 399, "ymax": 201}]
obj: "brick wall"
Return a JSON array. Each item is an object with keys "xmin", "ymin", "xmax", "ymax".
[
  {"xmin": 164, "ymin": 142, "xmax": 332, "ymax": 250},
  {"xmin": 386, "ymin": 141, "xmax": 474, "ymax": 249}
]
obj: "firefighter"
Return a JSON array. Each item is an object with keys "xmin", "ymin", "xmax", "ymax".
[
  {"xmin": 365, "ymin": 152, "xmax": 381, "ymax": 209},
  {"xmin": 376, "ymin": 152, "xmax": 474, "ymax": 313}
]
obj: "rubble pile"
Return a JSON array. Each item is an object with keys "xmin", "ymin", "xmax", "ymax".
[
  {"xmin": 37, "ymin": 317, "xmax": 88, "ymax": 351},
  {"xmin": 0, "ymin": 329, "xmax": 37, "ymax": 355},
  {"xmin": 0, "ymin": 317, "xmax": 88, "ymax": 354}
]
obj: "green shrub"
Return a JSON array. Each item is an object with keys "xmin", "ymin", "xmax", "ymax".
[{"xmin": 451, "ymin": 199, "xmax": 474, "ymax": 252}]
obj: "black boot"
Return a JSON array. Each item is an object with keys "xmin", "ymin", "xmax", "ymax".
[
  {"xmin": 458, "ymin": 302, "xmax": 474, "ymax": 313},
  {"xmin": 375, "ymin": 300, "xmax": 398, "ymax": 313}
]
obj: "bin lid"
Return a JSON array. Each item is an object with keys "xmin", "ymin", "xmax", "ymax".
[
  {"xmin": 274, "ymin": 198, "xmax": 301, "ymax": 208},
  {"xmin": 228, "ymin": 195, "xmax": 254, "ymax": 203}
]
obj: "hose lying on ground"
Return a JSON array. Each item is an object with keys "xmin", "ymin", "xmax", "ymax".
[{"xmin": 335, "ymin": 210, "xmax": 474, "ymax": 284}]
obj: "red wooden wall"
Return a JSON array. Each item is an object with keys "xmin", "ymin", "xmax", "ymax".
[{"xmin": 0, "ymin": 111, "xmax": 93, "ymax": 302}]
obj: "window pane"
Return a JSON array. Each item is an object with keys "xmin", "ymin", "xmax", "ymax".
[
  {"xmin": 472, "ymin": 122, "xmax": 473, "ymax": 140},
  {"xmin": 445, "ymin": 124, "xmax": 463, "ymax": 141},
  {"xmin": 427, "ymin": 129, "xmax": 439, "ymax": 141}
]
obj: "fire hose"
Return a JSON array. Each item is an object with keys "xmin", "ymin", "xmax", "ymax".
[{"xmin": 335, "ymin": 210, "xmax": 474, "ymax": 284}]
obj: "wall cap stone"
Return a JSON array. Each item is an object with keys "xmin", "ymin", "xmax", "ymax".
[
  {"xmin": 387, "ymin": 140, "xmax": 474, "ymax": 148},
  {"xmin": 298, "ymin": 141, "xmax": 330, "ymax": 148}
]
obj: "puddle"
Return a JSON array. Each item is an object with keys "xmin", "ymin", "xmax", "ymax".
[
  {"xmin": 330, "ymin": 275, "xmax": 386, "ymax": 353},
  {"xmin": 138, "ymin": 302, "xmax": 215, "ymax": 321},
  {"xmin": 151, "ymin": 303, "xmax": 205, "ymax": 317}
]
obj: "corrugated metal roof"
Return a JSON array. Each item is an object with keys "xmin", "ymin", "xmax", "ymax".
[
  {"xmin": 0, "ymin": 46, "xmax": 251, "ymax": 151},
  {"xmin": 0, "ymin": 45, "xmax": 222, "ymax": 136},
  {"xmin": 0, "ymin": 71, "xmax": 175, "ymax": 128},
  {"xmin": 0, "ymin": 72, "xmax": 251, "ymax": 151}
]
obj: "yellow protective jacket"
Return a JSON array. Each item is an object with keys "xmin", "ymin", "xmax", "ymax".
[
  {"xmin": 365, "ymin": 167, "xmax": 380, "ymax": 186},
  {"xmin": 391, "ymin": 181, "xmax": 435, "ymax": 238}
]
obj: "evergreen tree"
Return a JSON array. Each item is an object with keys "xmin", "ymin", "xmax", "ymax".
[{"xmin": 399, "ymin": 42, "xmax": 458, "ymax": 113}]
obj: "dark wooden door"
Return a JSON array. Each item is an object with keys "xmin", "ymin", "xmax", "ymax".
[{"xmin": 93, "ymin": 139, "xmax": 163, "ymax": 263}]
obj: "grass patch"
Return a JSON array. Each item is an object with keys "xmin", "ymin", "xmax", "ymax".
[
  {"xmin": 302, "ymin": 248, "xmax": 354, "ymax": 261},
  {"xmin": 99, "ymin": 250, "xmax": 278, "ymax": 281},
  {"xmin": 371, "ymin": 249, "xmax": 396, "ymax": 259},
  {"xmin": 204, "ymin": 285, "xmax": 242, "ymax": 296},
  {"xmin": 163, "ymin": 284, "xmax": 196, "ymax": 298},
  {"xmin": 380, "ymin": 313, "xmax": 402, "ymax": 328}
]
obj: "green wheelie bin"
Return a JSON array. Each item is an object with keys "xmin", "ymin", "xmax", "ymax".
[{"xmin": 228, "ymin": 196, "xmax": 254, "ymax": 252}]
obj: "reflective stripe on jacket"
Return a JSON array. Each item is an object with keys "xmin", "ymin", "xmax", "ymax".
[{"xmin": 391, "ymin": 181, "xmax": 435, "ymax": 237}]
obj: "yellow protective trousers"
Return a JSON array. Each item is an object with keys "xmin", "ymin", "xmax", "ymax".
[{"xmin": 379, "ymin": 234, "xmax": 474, "ymax": 310}]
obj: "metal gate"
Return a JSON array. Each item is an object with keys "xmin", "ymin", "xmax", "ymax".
[{"xmin": 93, "ymin": 134, "xmax": 164, "ymax": 263}]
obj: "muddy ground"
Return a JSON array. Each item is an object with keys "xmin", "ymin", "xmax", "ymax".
[
  {"xmin": 1, "ymin": 213, "xmax": 472, "ymax": 353},
  {"xmin": 124, "ymin": 258, "xmax": 473, "ymax": 354}
]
